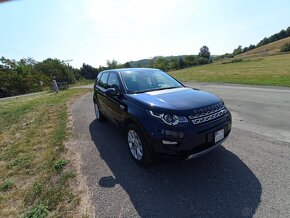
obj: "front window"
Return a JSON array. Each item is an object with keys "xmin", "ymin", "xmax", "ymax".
[
  {"xmin": 120, "ymin": 70, "xmax": 183, "ymax": 94},
  {"xmin": 98, "ymin": 73, "xmax": 109, "ymax": 89},
  {"xmin": 107, "ymin": 72, "xmax": 120, "ymax": 90}
]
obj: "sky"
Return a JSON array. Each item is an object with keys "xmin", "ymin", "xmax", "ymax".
[{"xmin": 0, "ymin": 0, "xmax": 290, "ymax": 68}]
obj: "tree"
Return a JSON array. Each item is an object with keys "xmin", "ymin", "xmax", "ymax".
[
  {"xmin": 35, "ymin": 58, "xmax": 76, "ymax": 84},
  {"xmin": 243, "ymin": 47, "xmax": 249, "ymax": 53},
  {"xmin": 199, "ymin": 46, "xmax": 210, "ymax": 59},
  {"xmin": 177, "ymin": 58, "xmax": 184, "ymax": 69},
  {"xmin": 196, "ymin": 57, "xmax": 208, "ymax": 65},
  {"xmin": 248, "ymin": 44, "xmax": 256, "ymax": 50},
  {"xmin": 168, "ymin": 58, "xmax": 179, "ymax": 70},
  {"xmin": 106, "ymin": 59, "xmax": 119, "ymax": 69},
  {"xmin": 287, "ymin": 27, "xmax": 290, "ymax": 36},
  {"xmin": 124, "ymin": 62, "xmax": 131, "ymax": 68},
  {"xmin": 0, "ymin": 57, "xmax": 51, "ymax": 96},
  {"xmin": 155, "ymin": 57, "xmax": 169, "ymax": 71},
  {"xmin": 149, "ymin": 58, "xmax": 155, "ymax": 68},
  {"xmin": 185, "ymin": 55, "xmax": 198, "ymax": 67},
  {"xmin": 80, "ymin": 63, "xmax": 98, "ymax": 80},
  {"xmin": 233, "ymin": 45, "xmax": 243, "ymax": 56}
]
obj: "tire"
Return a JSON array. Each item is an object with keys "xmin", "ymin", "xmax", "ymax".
[
  {"xmin": 94, "ymin": 102, "xmax": 105, "ymax": 121},
  {"xmin": 127, "ymin": 123, "xmax": 153, "ymax": 166}
]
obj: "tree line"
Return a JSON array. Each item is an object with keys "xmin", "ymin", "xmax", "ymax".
[
  {"xmin": 126, "ymin": 46, "xmax": 211, "ymax": 71},
  {"xmin": 0, "ymin": 46, "xmax": 211, "ymax": 97}
]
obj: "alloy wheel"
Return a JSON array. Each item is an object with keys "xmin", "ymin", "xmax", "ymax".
[{"xmin": 128, "ymin": 130, "xmax": 143, "ymax": 160}]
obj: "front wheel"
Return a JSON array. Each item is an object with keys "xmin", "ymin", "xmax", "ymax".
[
  {"xmin": 94, "ymin": 103, "xmax": 105, "ymax": 121},
  {"xmin": 127, "ymin": 124, "xmax": 153, "ymax": 166}
]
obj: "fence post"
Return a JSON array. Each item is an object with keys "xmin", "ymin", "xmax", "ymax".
[{"xmin": 52, "ymin": 79, "xmax": 59, "ymax": 93}]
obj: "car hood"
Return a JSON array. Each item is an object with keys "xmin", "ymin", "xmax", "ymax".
[{"xmin": 125, "ymin": 87, "xmax": 222, "ymax": 114}]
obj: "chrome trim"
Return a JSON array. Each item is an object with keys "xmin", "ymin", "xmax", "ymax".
[
  {"xmin": 191, "ymin": 108, "xmax": 227, "ymax": 125},
  {"xmin": 186, "ymin": 135, "xmax": 228, "ymax": 160},
  {"xmin": 189, "ymin": 105, "xmax": 225, "ymax": 119}
]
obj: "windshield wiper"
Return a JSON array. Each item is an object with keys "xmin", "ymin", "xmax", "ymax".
[
  {"xmin": 131, "ymin": 86, "xmax": 180, "ymax": 94},
  {"xmin": 154, "ymin": 86, "xmax": 179, "ymax": 91}
]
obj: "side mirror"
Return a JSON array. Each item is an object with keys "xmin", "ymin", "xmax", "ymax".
[{"xmin": 104, "ymin": 87, "xmax": 118, "ymax": 97}]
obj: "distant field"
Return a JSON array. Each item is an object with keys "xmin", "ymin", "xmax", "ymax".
[
  {"xmin": 0, "ymin": 89, "xmax": 90, "ymax": 217},
  {"xmin": 169, "ymin": 53, "xmax": 290, "ymax": 87}
]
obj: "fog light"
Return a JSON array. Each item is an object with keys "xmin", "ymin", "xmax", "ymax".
[{"xmin": 162, "ymin": 140, "xmax": 178, "ymax": 145}]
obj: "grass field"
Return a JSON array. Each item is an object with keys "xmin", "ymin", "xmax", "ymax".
[
  {"xmin": 0, "ymin": 89, "xmax": 90, "ymax": 217},
  {"xmin": 169, "ymin": 53, "xmax": 290, "ymax": 87}
]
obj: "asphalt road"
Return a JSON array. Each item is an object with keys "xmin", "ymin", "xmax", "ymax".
[{"xmin": 71, "ymin": 83, "xmax": 290, "ymax": 217}]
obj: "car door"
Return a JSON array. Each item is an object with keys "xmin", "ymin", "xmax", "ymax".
[
  {"xmin": 106, "ymin": 72, "xmax": 126, "ymax": 126},
  {"xmin": 96, "ymin": 72, "xmax": 110, "ymax": 117}
]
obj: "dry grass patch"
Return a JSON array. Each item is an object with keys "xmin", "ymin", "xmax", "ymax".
[{"xmin": 0, "ymin": 89, "xmax": 90, "ymax": 217}]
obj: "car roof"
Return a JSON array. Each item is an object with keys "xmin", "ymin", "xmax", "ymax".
[{"xmin": 100, "ymin": 68, "xmax": 160, "ymax": 74}]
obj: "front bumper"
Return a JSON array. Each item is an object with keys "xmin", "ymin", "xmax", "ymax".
[{"xmin": 143, "ymin": 112, "xmax": 232, "ymax": 159}]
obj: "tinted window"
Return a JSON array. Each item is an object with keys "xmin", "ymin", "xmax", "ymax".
[
  {"xmin": 98, "ymin": 73, "xmax": 109, "ymax": 89},
  {"xmin": 108, "ymin": 72, "xmax": 120, "ymax": 90},
  {"xmin": 95, "ymin": 73, "xmax": 102, "ymax": 85},
  {"xmin": 120, "ymin": 70, "xmax": 182, "ymax": 93}
]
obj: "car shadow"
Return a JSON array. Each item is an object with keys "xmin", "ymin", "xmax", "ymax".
[{"xmin": 89, "ymin": 119, "xmax": 262, "ymax": 217}]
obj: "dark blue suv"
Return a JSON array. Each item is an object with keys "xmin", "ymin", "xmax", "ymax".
[{"xmin": 93, "ymin": 68, "xmax": 231, "ymax": 166}]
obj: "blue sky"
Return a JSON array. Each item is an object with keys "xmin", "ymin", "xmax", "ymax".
[{"xmin": 0, "ymin": 0, "xmax": 290, "ymax": 68}]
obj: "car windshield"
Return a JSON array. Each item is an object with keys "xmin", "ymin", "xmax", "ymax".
[{"xmin": 120, "ymin": 70, "xmax": 183, "ymax": 94}]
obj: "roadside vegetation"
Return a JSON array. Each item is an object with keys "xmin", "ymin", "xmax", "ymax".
[
  {"xmin": 0, "ymin": 88, "xmax": 90, "ymax": 217},
  {"xmin": 0, "ymin": 46, "xmax": 210, "ymax": 98}
]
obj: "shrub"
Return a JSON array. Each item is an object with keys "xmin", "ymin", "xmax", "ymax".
[
  {"xmin": 0, "ymin": 179, "xmax": 14, "ymax": 192},
  {"xmin": 221, "ymin": 59, "xmax": 243, "ymax": 64},
  {"xmin": 53, "ymin": 159, "xmax": 68, "ymax": 172},
  {"xmin": 281, "ymin": 43, "xmax": 290, "ymax": 52},
  {"xmin": 23, "ymin": 204, "xmax": 49, "ymax": 218}
]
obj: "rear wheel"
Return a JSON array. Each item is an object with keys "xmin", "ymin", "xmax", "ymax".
[
  {"xmin": 127, "ymin": 123, "xmax": 153, "ymax": 166},
  {"xmin": 94, "ymin": 102, "xmax": 105, "ymax": 121}
]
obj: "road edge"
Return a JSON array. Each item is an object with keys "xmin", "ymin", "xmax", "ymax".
[{"xmin": 65, "ymin": 92, "xmax": 95, "ymax": 217}]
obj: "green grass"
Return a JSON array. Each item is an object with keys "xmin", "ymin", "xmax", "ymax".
[
  {"xmin": 169, "ymin": 53, "xmax": 290, "ymax": 87},
  {"xmin": 0, "ymin": 89, "xmax": 90, "ymax": 217}
]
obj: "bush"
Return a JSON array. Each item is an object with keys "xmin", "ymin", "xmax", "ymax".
[
  {"xmin": 23, "ymin": 204, "xmax": 49, "ymax": 218},
  {"xmin": 0, "ymin": 179, "xmax": 14, "ymax": 192},
  {"xmin": 221, "ymin": 59, "xmax": 243, "ymax": 64},
  {"xmin": 281, "ymin": 43, "xmax": 290, "ymax": 52},
  {"xmin": 53, "ymin": 159, "xmax": 68, "ymax": 172}
]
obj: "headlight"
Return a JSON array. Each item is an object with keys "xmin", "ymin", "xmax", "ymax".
[{"xmin": 149, "ymin": 111, "xmax": 188, "ymax": 126}]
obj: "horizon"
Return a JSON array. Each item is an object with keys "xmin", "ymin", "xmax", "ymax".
[{"xmin": 1, "ymin": 0, "xmax": 290, "ymax": 68}]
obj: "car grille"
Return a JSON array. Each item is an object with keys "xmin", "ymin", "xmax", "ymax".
[{"xmin": 189, "ymin": 103, "xmax": 228, "ymax": 125}]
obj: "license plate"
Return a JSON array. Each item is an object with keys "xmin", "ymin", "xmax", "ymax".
[{"xmin": 215, "ymin": 129, "xmax": 224, "ymax": 143}]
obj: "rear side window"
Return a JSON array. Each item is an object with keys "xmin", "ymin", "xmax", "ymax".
[
  {"xmin": 95, "ymin": 73, "xmax": 102, "ymax": 85},
  {"xmin": 98, "ymin": 73, "xmax": 109, "ymax": 89}
]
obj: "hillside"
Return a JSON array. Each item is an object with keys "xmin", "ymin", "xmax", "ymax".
[
  {"xmin": 128, "ymin": 55, "xmax": 190, "ymax": 68},
  {"xmin": 236, "ymin": 36, "xmax": 290, "ymax": 59},
  {"xmin": 169, "ymin": 53, "xmax": 290, "ymax": 87}
]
